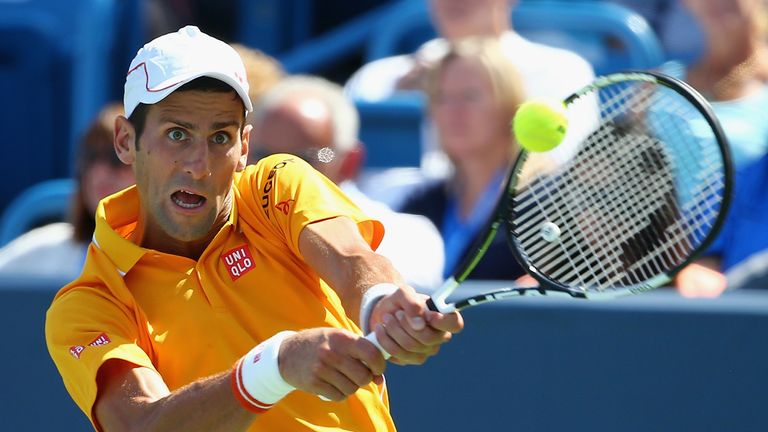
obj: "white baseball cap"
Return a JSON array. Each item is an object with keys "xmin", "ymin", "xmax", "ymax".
[{"xmin": 124, "ymin": 25, "xmax": 253, "ymax": 118}]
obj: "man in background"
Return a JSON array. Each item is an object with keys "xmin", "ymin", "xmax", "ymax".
[{"xmin": 250, "ymin": 75, "xmax": 445, "ymax": 291}]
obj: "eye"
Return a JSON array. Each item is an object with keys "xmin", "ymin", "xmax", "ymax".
[
  {"xmin": 167, "ymin": 129, "xmax": 187, "ymax": 141},
  {"xmin": 212, "ymin": 132, "xmax": 230, "ymax": 145}
]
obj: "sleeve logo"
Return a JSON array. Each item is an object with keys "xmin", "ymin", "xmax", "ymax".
[
  {"xmin": 68, "ymin": 332, "xmax": 112, "ymax": 359},
  {"xmin": 274, "ymin": 199, "xmax": 295, "ymax": 215},
  {"xmin": 221, "ymin": 245, "xmax": 255, "ymax": 281}
]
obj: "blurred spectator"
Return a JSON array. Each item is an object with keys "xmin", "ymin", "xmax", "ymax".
[
  {"xmin": 0, "ymin": 103, "xmax": 135, "ymax": 279},
  {"xmin": 662, "ymin": 0, "xmax": 768, "ymax": 169},
  {"xmin": 345, "ymin": 0, "xmax": 594, "ymax": 103},
  {"xmin": 609, "ymin": 0, "xmax": 705, "ymax": 64},
  {"xmin": 400, "ymin": 37, "xmax": 537, "ymax": 280},
  {"xmin": 345, "ymin": 0, "xmax": 595, "ymax": 174},
  {"xmin": 677, "ymin": 152, "xmax": 768, "ymax": 296},
  {"xmin": 230, "ymin": 42, "xmax": 286, "ymax": 121},
  {"xmin": 249, "ymin": 75, "xmax": 445, "ymax": 290},
  {"xmin": 671, "ymin": 0, "xmax": 768, "ymax": 297}
]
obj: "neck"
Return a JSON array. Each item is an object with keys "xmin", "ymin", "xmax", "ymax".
[
  {"xmin": 131, "ymin": 198, "xmax": 232, "ymax": 261},
  {"xmin": 138, "ymin": 228, "xmax": 217, "ymax": 260}
]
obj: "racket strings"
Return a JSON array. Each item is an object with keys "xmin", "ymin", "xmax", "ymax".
[{"xmin": 510, "ymin": 80, "xmax": 727, "ymax": 292}]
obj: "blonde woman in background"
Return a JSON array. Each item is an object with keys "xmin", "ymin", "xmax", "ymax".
[{"xmin": 400, "ymin": 37, "xmax": 542, "ymax": 281}]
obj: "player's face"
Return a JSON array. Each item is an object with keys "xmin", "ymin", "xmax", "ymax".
[
  {"xmin": 431, "ymin": 57, "xmax": 510, "ymax": 161},
  {"xmin": 131, "ymin": 90, "xmax": 249, "ymax": 243}
]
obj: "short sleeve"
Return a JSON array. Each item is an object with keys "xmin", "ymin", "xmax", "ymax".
[
  {"xmin": 45, "ymin": 286, "xmax": 156, "ymax": 424},
  {"xmin": 235, "ymin": 155, "xmax": 384, "ymax": 256}
]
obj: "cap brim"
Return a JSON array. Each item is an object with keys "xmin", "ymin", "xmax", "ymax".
[{"xmin": 136, "ymin": 70, "xmax": 253, "ymax": 113}]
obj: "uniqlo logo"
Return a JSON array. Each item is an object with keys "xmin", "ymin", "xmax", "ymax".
[
  {"xmin": 69, "ymin": 333, "xmax": 111, "ymax": 360},
  {"xmin": 89, "ymin": 333, "xmax": 111, "ymax": 347},
  {"xmin": 221, "ymin": 245, "xmax": 255, "ymax": 281},
  {"xmin": 69, "ymin": 345, "xmax": 85, "ymax": 359}
]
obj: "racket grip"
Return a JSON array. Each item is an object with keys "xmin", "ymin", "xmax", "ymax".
[{"xmin": 364, "ymin": 331, "xmax": 391, "ymax": 360}]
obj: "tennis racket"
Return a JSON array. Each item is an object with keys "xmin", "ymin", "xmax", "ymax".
[{"xmin": 366, "ymin": 71, "xmax": 733, "ymax": 356}]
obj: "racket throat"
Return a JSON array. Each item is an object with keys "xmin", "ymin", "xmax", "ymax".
[{"xmin": 428, "ymin": 278, "xmax": 459, "ymax": 313}]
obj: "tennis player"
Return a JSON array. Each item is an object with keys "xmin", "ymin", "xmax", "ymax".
[{"xmin": 45, "ymin": 26, "xmax": 462, "ymax": 431}]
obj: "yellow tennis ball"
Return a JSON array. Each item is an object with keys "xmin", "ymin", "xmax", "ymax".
[{"xmin": 512, "ymin": 99, "xmax": 568, "ymax": 152}]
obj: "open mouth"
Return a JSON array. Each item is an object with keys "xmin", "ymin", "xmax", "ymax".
[{"xmin": 171, "ymin": 190, "xmax": 207, "ymax": 209}]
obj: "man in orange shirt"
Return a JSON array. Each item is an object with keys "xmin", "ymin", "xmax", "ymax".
[{"xmin": 45, "ymin": 26, "xmax": 462, "ymax": 431}]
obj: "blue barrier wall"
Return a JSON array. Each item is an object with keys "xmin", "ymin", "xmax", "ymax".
[{"xmin": 3, "ymin": 278, "xmax": 767, "ymax": 431}]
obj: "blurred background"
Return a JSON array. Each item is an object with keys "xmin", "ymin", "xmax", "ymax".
[{"xmin": 1, "ymin": 0, "xmax": 767, "ymax": 430}]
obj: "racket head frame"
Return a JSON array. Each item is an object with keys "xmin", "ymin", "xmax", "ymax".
[{"xmin": 504, "ymin": 70, "xmax": 734, "ymax": 300}]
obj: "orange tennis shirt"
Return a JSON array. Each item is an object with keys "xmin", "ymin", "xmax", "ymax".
[{"xmin": 45, "ymin": 154, "xmax": 396, "ymax": 431}]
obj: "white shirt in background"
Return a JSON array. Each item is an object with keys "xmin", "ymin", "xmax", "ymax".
[{"xmin": 341, "ymin": 181, "xmax": 445, "ymax": 291}]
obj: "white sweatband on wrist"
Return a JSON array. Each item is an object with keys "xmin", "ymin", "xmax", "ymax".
[
  {"xmin": 232, "ymin": 330, "xmax": 297, "ymax": 413},
  {"xmin": 359, "ymin": 283, "xmax": 399, "ymax": 334}
]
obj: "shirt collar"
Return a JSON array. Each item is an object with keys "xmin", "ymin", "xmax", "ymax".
[{"xmin": 93, "ymin": 184, "xmax": 241, "ymax": 275}]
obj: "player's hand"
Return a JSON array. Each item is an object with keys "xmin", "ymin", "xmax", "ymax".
[
  {"xmin": 277, "ymin": 328, "xmax": 386, "ymax": 401},
  {"xmin": 368, "ymin": 287, "xmax": 464, "ymax": 365}
]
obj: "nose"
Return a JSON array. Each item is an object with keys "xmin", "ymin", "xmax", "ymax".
[{"xmin": 182, "ymin": 139, "xmax": 212, "ymax": 179}]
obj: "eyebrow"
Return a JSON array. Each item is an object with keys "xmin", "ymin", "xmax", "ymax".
[
  {"xmin": 211, "ymin": 120, "xmax": 241, "ymax": 130},
  {"xmin": 160, "ymin": 116, "xmax": 196, "ymax": 130},
  {"xmin": 159, "ymin": 116, "xmax": 240, "ymax": 131}
]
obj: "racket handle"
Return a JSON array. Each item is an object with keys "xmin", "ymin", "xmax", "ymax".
[
  {"xmin": 425, "ymin": 297, "xmax": 440, "ymax": 312},
  {"xmin": 364, "ymin": 331, "xmax": 391, "ymax": 360}
]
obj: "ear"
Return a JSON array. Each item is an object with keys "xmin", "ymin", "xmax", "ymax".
[
  {"xmin": 114, "ymin": 116, "xmax": 136, "ymax": 165},
  {"xmin": 237, "ymin": 123, "xmax": 252, "ymax": 171},
  {"xmin": 338, "ymin": 142, "xmax": 365, "ymax": 182}
]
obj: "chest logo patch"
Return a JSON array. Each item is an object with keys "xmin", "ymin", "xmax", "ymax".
[{"xmin": 222, "ymin": 245, "xmax": 255, "ymax": 281}]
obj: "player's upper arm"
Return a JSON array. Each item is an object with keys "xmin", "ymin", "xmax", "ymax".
[{"xmin": 93, "ymin": 359, "xmax": 170, "ymax": 432}]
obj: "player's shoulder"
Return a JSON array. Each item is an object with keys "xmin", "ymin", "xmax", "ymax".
[
  {"xmin": 239, "ymin": 154, "xmax": 314, "ymax": 184},
  {"xmin": 46, "ymin": 277, "xmax": 111, "ymax": 333}
]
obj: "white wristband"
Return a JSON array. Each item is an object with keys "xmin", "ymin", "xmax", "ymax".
[
  {"xmin": 232, "ymin": 330, "xmax": 296, "ymax": 413},
  {"xmin": 359, "ymin": 283, "xmax": 399, "ymax": 334}
]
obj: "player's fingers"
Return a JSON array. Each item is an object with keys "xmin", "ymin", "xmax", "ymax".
[
  {"xmin": 394, "ymin": 310, "xmax": 446, "ymax": 346},
  {"xmin": 316, "ymin": 367, "xmax": 362, "ymax": 401},
  {"xmin": 394, "ymin": 291, "xmax": 428, "ymax": 331},
  {"xmin": 426, "ymin": 310, "xmax": 464, "ymax": 334},
  {"xmin": 353, "ymin": 336, "xmax": 387, "ymax": 376},
  {"xmin": 373, "ymin": 322, "xmax": 410, "ymax": 361},
  {"xmin": 377, "ymin": 315, "xmax": 439, "ymax": 364}
]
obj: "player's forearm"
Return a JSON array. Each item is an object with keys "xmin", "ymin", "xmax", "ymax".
[
  {"xmin": 299, "ymin": 217, "xmax": 404, "ymax": 325},
  {"xmin": 136, "ymin": 371, "xmax": 256, "ymax": 432}
]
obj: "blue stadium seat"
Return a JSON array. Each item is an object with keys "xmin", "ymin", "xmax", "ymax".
[
  {"xmin": 356, "ymin": 95, "xmax": 425, "ymax": 168},
  {"xmin": 0, "ymin": 178, "xmax": 75, "ymax": 247},
  {"xmin": 365, "ymin": 0, "xmax": 664, "ymax": 75},
  {"xmin": 0, "ymin": 0, "xmax": 119, "ymax": 214}
]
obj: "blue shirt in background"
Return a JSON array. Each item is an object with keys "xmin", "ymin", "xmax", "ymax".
[{"xmin": 707, "ymin": 154, "xmax": 768, "ymax": 271}]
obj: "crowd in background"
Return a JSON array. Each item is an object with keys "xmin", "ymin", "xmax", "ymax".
[{"xmin": 2, "ymin": 0, "xmax": 768, "ymax": 295}]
